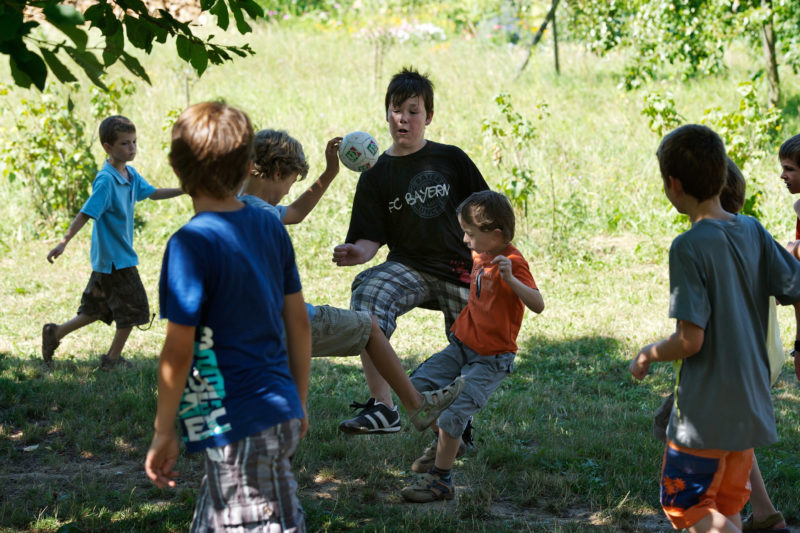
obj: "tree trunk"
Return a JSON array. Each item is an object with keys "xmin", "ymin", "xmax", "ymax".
[
  {"xmin": 552, "ymin": 6, "xmax": 560, "ymax": 75},
  {"xmin": 516, "ymin": 0, "xmax": 561, "ymax": 77},
  {"xmin": 761, "ymin": 0, "xmax": 780, "ymax": 106}
]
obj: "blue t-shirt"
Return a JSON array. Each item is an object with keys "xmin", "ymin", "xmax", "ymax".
[
  {"xmin": 159, "ymin": 204, "xmax": 304, "ymax": 453},
  {"xmin": 81, "ymin": 161, "xmax": 155, "ymax": 273},
  {"xmin": 238, "ymin": 194, "xmax": 317, "ymax": 321}
]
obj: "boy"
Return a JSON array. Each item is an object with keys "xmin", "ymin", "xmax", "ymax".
[
  {"xmin": 240, "ymin": 128, "xmax": 465, "ymax": 432},
  {"xmin": 778, "ymin": 133, "xmax": 800, "ymax": 382},
  {"xmin": 401, "ymin": 190, "xmax": 544, "ymax": 503},
  {"xmin": 43, "ymin": 115, "xmax": 183, "ymax": 369},
  {"xmin": 144, "ymin": 102, "xmax": 309, "ymax": 531},
  {"xmin": 332, "ymin": 66, "xmax": 489, "ymax": 434},
  {"xmin": 629, "ymin": 124, "xmax": 800, "ymax": 533}
]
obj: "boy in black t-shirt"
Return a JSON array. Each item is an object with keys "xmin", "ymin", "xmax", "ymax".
[{"xmin": 333, "ymin": 66, "xmax": 489, "ymax": 434}]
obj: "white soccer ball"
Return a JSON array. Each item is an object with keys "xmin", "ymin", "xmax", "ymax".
[{"xmin": 338, "ymin": 131, "xmax": 380, "ymax": 172}]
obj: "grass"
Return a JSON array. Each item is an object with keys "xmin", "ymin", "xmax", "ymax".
[{"xmin": 1, "ymin": 21, "xmax": 800, "ymax": 532}]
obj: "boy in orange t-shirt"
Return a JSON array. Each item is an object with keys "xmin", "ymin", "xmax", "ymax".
[{"xmin": 401, "ymin": 190, "xmax": 544, "ymax": 503}]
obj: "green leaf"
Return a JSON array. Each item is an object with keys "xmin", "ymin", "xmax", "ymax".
[
  {"xmin": 124, "ymin": 15, "xmax": 154, "ymax": 52},
  {"xmin": 12, "ymin": 46, "xmax": 48, "ymax": 90},
  {"xmin": 239, "ymin": 0, "xmax": 263, "ymax": 19},
  {"xmin": 39, "ymin": 47, "xmax": 78, "ymax": 83},
  {"xmin": 210, "ymin": 0, "xmax": 229, "ymax": 31},
  {"xmin": 63, "ymin": 46, "xmax": 107, "ymax": 90},
  {"xmin": 190, "ymin": 42, "xmax": 208, "ymax": 75},
  {"xmin": 200, "ymin": 0, "xmax": 215, "ymax": 11},
  {"xmin": 43, "ymin": 3, "xmax": 84, "ymax": 26},
  {"xmin": 0, "ymin": 9, "xmax": 23, "ymax": 43},
  {"xmin": 51, "ymin": 22, "xmax": 88, "ymax": 49},
  {"xmin": 119, "ymin": 51, "xmax": 151, "ymax": 84},
  {"xmin": 83, "ymin": 3, "xmax": 105, "ymax": 29},
  {"xmin": 176, "ymin": 36, "xmax": 192, "ymax": 61},
  {"xmin": 229, "ymin": 0, "xmax": 251, "ymax": 34},
  {"xmin": 9, "ymin": 54, "xmax": 34, "ymax": 89}
]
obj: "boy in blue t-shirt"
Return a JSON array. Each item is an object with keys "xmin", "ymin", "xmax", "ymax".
[
  {"xmin": 42, "ymin": 115, "xmax": 183, "ymax": 369},
  {"xmin": 144, "ymin": 102, "xmax": 310, "ymax": 532}
]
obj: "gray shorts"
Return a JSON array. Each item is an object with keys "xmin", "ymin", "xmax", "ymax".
[
  {"xmin": 350, "ymin": 261, "xmax": 469, "ymax": 339},
  {"xmin": 310, "ymin": 305, "xmax": 372, "ymax": 358},
  {"xmin": 410, "ymin": 334, "xmax": 515, "ymax": 440},
  {"xmin": 190, "ymin": 419, "xmax": 305, "ymax": 533}
]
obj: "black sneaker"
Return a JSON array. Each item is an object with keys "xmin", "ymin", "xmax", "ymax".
[{"xmin": 338, "ymin": 398, "xmax": 401, "ymax": 434}]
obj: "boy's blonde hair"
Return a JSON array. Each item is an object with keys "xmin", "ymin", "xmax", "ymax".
[
  {"xmin": 657, "ymin": 124, "xmax": 726, "ymax": 202},
  {"xmin": 169, "ymin": 102, "xmax": 253, "ymax": 199},
  {"xmin": 99, "ymin": 115, "xmax": 135, "ymax": 146},
  {"xmin": 251, "ymin": 129, "xmax": 309, "ymax": 181},
  {"xmin": 721, "ymin": 157, "xmax": 746, "ymax": 214},
  {"xmin": 779, "ymin": 134, "xmax": 800, "ymax": 166},
  {"xmin": 457, "ymin": 190, "xmax": 515, "ymax": 242}
]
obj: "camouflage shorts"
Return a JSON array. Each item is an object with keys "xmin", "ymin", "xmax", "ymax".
[{"xmin": 78, "ymin": 266, "xmax": 150, "ymax": 329}]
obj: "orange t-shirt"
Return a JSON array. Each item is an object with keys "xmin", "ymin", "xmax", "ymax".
[{"xmin": 451, "ymin": 244, "xmax": 537, "ymax": 355}]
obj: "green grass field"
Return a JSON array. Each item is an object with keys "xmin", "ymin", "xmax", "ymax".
[{"xmin": 1, "ymin": 21, "xmax": 799, "ymax": 532}]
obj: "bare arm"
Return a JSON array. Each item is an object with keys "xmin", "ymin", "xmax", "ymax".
[
  {"xmin": 492, "ymin": 255, "xmax": 545, "ymax": 313},
  {"xmin": 144, "ymin": 321, "xmax": 195, "ymax": 488},
  {"xmin": 283, "ymin": 291, "xmax": 311, "ymax": 438},
  {"xmin": 149, "ymin": 188, "xmax": 184, "ymax": 200},
  {"xmin": 332, "ymin": 239, "xmax": 381, "ymax": 266},
  {"xmin": 629, "ymin": 320, "xmax": 704, "ymax": 380},
  {"xmin": 47, "ymin": 212, "xmax": 91, "ymax": 263},
  {"xmin": 283, "ymin": 137, "xmax": 342, "ymax": 225}
]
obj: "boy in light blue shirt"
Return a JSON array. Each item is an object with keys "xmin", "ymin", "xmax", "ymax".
[{"xmin": 43, "ymin": 115, "xmax": 183, "ymax": 369}]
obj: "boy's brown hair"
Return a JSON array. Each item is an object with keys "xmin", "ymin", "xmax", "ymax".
[
  {"xmin": 385, "ymin": 66, "xmax": 434, "ymax": 117},
  {"xmin": 779, "ymin": 134, "xmax": 800, "ymax": 166},
  {"xmin": 457, "ymin": 190, "xmax": 515, "ymax": 242},
  {"xmin": 721, "ymin": 157, "xmax": 746, "ymax": 214},
  {"xmin": 656, "ymin": 124, "xmax": 726, "ymax": 202},
  {"xmin": 251, "ymin": 130, "xmax": 310, "ymax": 182},
  {"xmin": 99, "ymin": 115, "xmax": 136, "ymax": 146},
  {"xmin": 169, "ymin": 102, "xmax": 253, "ymax": 199}
]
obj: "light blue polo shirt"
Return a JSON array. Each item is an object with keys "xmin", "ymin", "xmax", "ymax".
[{"xmin": 81, "ymin": 161, "xmax": 155, "ymax": 273}]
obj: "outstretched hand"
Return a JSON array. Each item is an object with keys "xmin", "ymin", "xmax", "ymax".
[
  {"xmin": 332, "ymin": 243, "xmax": 365, "ymax": 266},
  {"xmin": 324, "ymin": 137, "xmax": 342, "ymax": 175},
  {"xmin": 47, "ymin": 242, "xmax": 66, "ymax": 263},
  {"xmin": 144, "ymin": 430, "xmax": 180, "ymax": 489},
  {"xmin": 629, "ymin": 345, "xmax": 653, "ymax": 380}
]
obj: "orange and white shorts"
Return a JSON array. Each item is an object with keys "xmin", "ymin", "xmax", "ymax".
[{"xmin": 660, "ymin": 440, "xmax": 753, "ymax": 530}]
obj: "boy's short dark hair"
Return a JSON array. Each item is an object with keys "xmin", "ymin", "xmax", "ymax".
[
  {"xmin": 169, "ymin": 102, "xmax": 253, "ymax": 199},
  {"xmin": 99, "ymin": 115, "xmax": 135, "ymax": 146},
  {"xmin": 457, "ymin": 190, "xmax": 515, "ymax": 242},
  {"xmin": 385, "ymin": 67, "xmax": 434, "ymax": 116},
  {"xmin": 779, "ymin": 134, "xmax": 800, "ymax": 166},
  {"xmin": 721, "ymin": 157, "xmax": 746, "ymax": 214},
  {"xmin": 251, "ymin": 129, "xmax": 310, "ymax": 182},
  {"xmin": 656, "ymin": 124, "xmax": 726, "ymax": 202}
]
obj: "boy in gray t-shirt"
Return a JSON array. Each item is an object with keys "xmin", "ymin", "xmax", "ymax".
[{"xmin": 628, "ymin": 124, "xmax": 800, "ymax": 533}]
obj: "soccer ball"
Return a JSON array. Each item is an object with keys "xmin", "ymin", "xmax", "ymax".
[{"xmin": 338, "ymin": 131, "xmax": 380, "ymax": 172}]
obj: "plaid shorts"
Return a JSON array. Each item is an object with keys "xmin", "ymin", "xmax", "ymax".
[
  {"xmin": 350, "ymin": 261, "xmax": 469, "ymax": 339},
  {"xmin": 78, "ymin": 266, "xmax": 150, "ymax": 329},
  {"xmin": 191, "ymin": 419, "xmax": 305, "ymax": 533},
  {"xmin": 410, "ymin": 333, "xmax": 515, "ymax": 440}
]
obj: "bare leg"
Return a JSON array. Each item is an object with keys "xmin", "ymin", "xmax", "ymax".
[
  {"xmin": 748, "ymin": 456, "xmax": 785, "ymax": 529},
  {"xmin": 106, "ymin": 326, "xmax": 132, "ymax": 359},
  {"xmin": 363, "ymin": 318, "xmax": 422, "ymax": 411},
  {"xmin": 434, "ymin": 428, "xmax": 462, "ymax": 470},
  {"xmin": 688, "ymin": 510, "xmax": 742, "ymax": 533},
  {"xmin": 54, "ymin": 313, "xmax": 97, "ymax": 341}
]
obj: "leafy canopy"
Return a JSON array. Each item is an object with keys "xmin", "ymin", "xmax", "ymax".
[{"xmin": 1, "ymin": 0, "xmax": 264, "ymax": 91}]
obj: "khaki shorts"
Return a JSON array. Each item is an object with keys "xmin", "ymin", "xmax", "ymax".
[{"xmin": 310, "ymin": 305, "xmax": 372, "ymax": 358}]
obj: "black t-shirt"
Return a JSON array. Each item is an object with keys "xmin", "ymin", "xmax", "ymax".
[{"xmin": 345, "ymin": 140, "xmax": 489, "ymax": 286}]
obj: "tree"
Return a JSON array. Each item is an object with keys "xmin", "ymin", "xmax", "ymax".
[
  {"xmin": 563, "ymin": 0, "xmax": 800, "ymax": 105},
  {"xmin": 1, "ymin": 0, "xmax": 264, "ymax": 91}
]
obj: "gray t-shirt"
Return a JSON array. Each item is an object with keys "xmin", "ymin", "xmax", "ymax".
[{"xmin": 667, "ymin": 215, "xmax": 800, "ymax": 450}]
